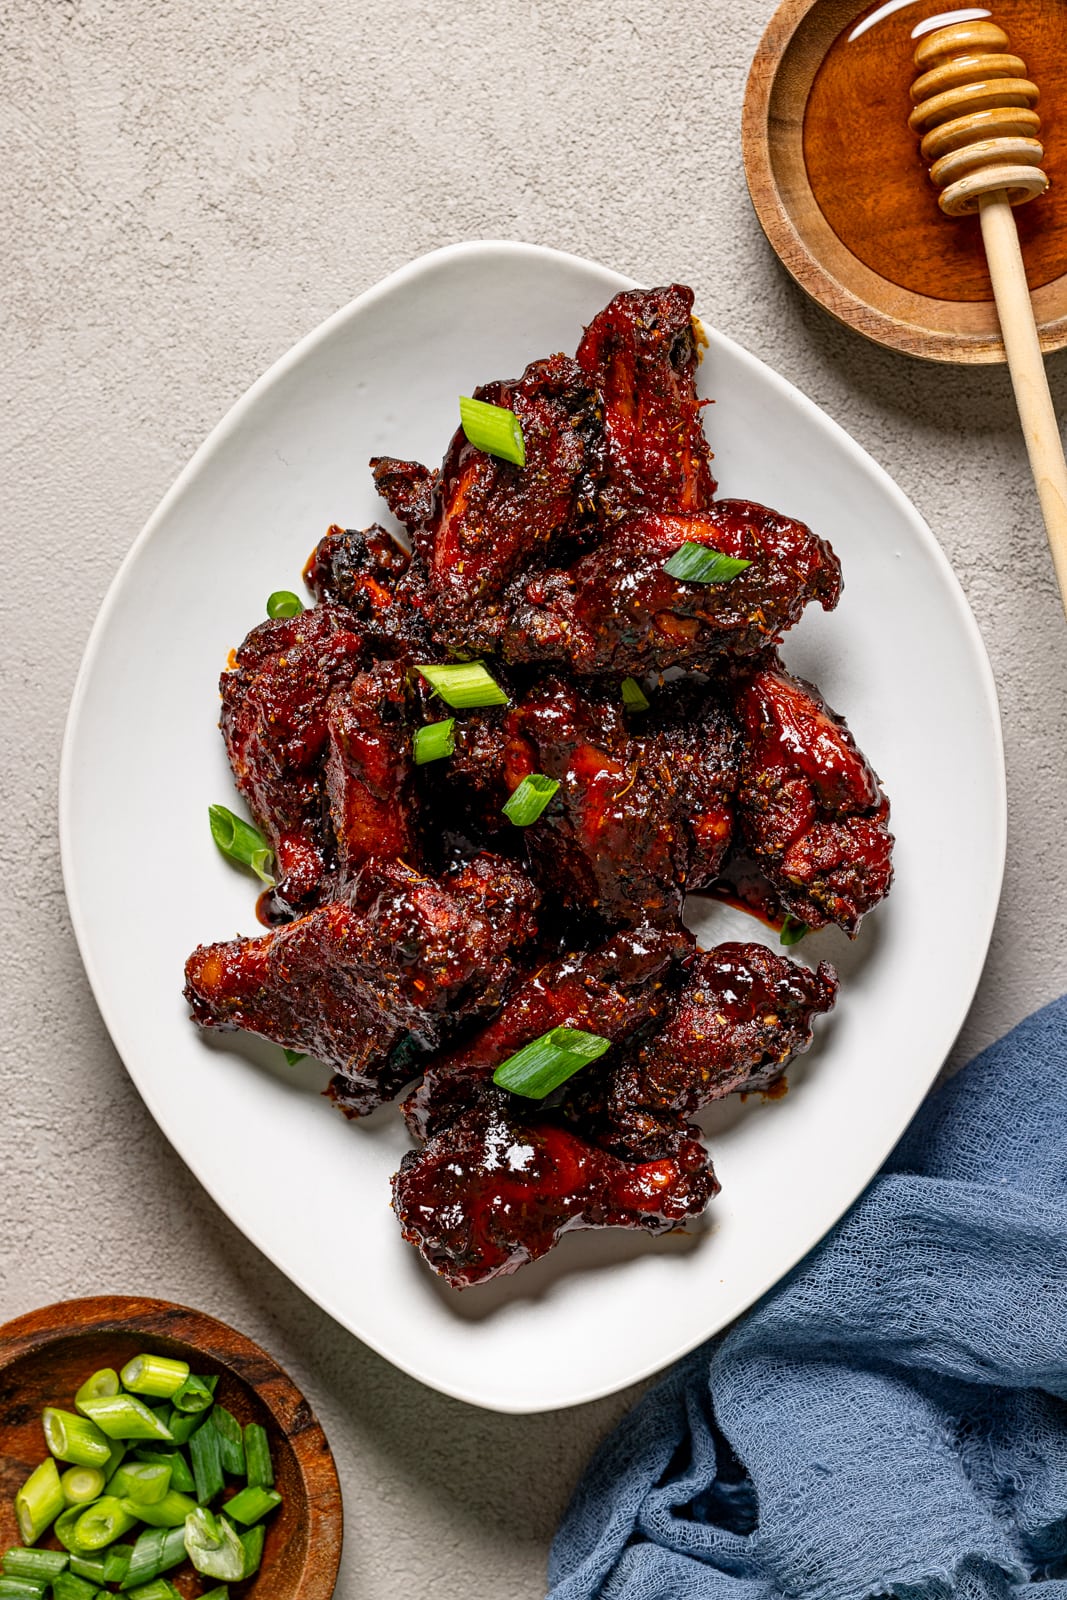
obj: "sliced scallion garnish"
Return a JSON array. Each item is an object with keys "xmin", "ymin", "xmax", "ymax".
[
  {"xmin": 621, "ymin": 676, "xmax": 650, "ymax": 712},
  {"xmin": 266, "ymin": 590, "xmax": 304, "ymax": 619},
  {"xmin": 208, "ymin": 805, "xmax": 276, "ymax": 888},
  {"xmin": 415, "ymin": 662, "xmax": 508, "ymax": 709},
  {"xmin": 59, "ymin": 1468, "xmax": 106, "ymax": 1508},
  {"xmin": 662, "ymin": 541, "xmax": 752, "ymax": 583},
  {"xmin": 413, "ymin": 718, "xmax": 456, "ymax": 765},
  {"xmin": 502, "ymin": 774, "xmax": 559, "ymax": 827},
  {"xmin": 42, "ymin": 1409, "xmax": 112, "ymax": 1469},
  {"xmin": 183, "ymin": 1507, "xmax": 245, "ymax": 1583},
  {"xmin": 780, "ymin": 916, "xmax": 809, "ymax": 946},
  {"xmin": 493, "ymin": 1026, "xmax": 611, "ymax": 1098},
  {"xmin": 282, "ymin": 1048, "xmax": 306, "ymax": 1067},
  {"xmin": 120, "ymin": 1356, "xmax": 190, "ymax": 1402},
  {"xmin": 243, "ymin": 1425, "xmax": 273, "ymax": 1490},
  {"xmin": 459, "ymin": 396, "xmax": 526, "ymax": 467},
  {"xmin": 14, "ymin": 1459, "xmax": 65, "ymax": 1545}
]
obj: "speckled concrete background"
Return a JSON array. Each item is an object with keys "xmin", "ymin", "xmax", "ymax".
[{"xmin": 3, "ymin": 0, "xmax": 1067, "ymax": 1594}]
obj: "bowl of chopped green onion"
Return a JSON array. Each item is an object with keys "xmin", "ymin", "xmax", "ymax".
[{"xmin": 0, "ymin": 1297, "xmax": 342, "ymax": 1599}]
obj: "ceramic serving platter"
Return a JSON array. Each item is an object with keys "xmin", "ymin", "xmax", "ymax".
[{"xmin": 60, "ymin": 241, "xmax": 1005, "ymax": 1412}]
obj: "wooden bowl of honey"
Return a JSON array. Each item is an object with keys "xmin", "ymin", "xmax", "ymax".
[
  {"xmin": 0, "ymin": 1296, "xmax": 342, "ymax": 1598},
  {"xmin": 742, "ymin": 0, "xmax": 1067, "ymax": 361}
]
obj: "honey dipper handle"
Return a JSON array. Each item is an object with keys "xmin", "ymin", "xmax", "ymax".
[{"xmin": 978, "ymin": 193, "xmax": 1067, "ymax": 615}]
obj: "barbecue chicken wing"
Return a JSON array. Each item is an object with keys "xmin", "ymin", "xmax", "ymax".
[
  {"xmin": 184, "ymin": 854, "xmax": 539, "ymax": 1115},
  {"xmin": 393, "ymin": 1099, "xmax": 717, "ymax": 1288},
  {"xmin": 733, "ymin": 666, "xmax": 893, "ymax": 934},
  {"xmin": 502, "ymin": 501, "xmax": 841, "ymax": 676},
  {"xmin": 303, "ymin": 523, "xmax": 431, "ymax": 658},
  {"xmin": 219, "ymin": 604, "xmax": 367, "ymax": 914},
  {"xmin": 576, "ymin": 283, "xmax": 716, "ymax": 518},
  {"xmin": 324, "ymin": 658, "xmax": 420, "ymax": 877},
  {"xmin": 577, "ymin": 943, "xmax": 838, "ymax": 1158}
]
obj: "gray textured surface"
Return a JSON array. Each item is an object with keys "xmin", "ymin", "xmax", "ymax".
[{"xmin": 3, "ymin": 1, "xmax": 1067, "ymax": 1595}]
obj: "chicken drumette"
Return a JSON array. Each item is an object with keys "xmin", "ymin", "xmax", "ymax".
[{"xmin": 184, "ymin": 854, "xmax": 540, "ymax": 1115}]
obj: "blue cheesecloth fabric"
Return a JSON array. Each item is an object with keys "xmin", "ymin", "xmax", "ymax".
[{"xmin": 547, "ymin": 996, "xmax": 1067, "ymax": 1600}]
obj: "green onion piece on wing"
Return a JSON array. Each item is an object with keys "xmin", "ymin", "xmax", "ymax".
[
  {"xmin": 120, "ymin": 1356, "xmax": 190, "ymax": 1401},
  {"xmin": 15, "ymin": 1459, "xmax": 65, "ymax": 1545},
  {"xmin": 779, "ymin": 915, "xmax": 809, "ymax": 946},
  {"xmin": 282, "ymin": 1048, "xmax": 306, "ymax": 1067},
  {"xmin": 502, "ymin": 774, "xmax": 559, "ymax": 827},
  {"xmin": 412, "ymin": 718, "xmax": 456, "ymax": 765},
  {"xmin": 266, "ymin": 590, "xmax": 304, "ymax": 620},
  {"xmin": 493, "ymin": 1026, "xmax": 611, "ymax": 1099},
  {"xmin": 459, "ymin": 395, "xmax": 526, "ymax": 467},
  {"xmin": 621, "ymin": 676, "xmax": 650, "ymax": 712},
  {"xmin": 183, "ymin": 1508, "xmax": 246, "ymax": 1582},
  {"xmin": 415, "ymin": 662, "xmax": 508, "ymax": 709},
  {"xmin": 59, "ymin": 1466, "xmax": 106, "ymax": 1507},
  {"xmin": 207, "ymin": 806, "xmax": 276, "ymax": 888},
  {"xmin": 662, "ymin": 541, "xmax": 752, "ymax": 583}
]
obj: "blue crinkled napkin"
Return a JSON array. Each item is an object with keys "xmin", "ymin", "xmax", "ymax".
[{"xmin": 548, "ymin": 996, "xmax": 1067, "ymax": 1600}]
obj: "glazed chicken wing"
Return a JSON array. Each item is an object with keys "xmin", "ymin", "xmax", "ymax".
[
  {"xmin": 393, "ymin": 1098, "xmax": 717, "ymax": 1288},
  {"xmin": 219, "ymin": 604, "xmax": 367, "ymax": 914},
  {"xmin": 578, "ymin": 943, "xmax": 838, "ymax": 1158},
  {"xmin": 324, "ymin": 658, "xmax": 420, "ymax": 877},
  {"xmin": 184, "ymin": 854, "xmax": 540, "ymax": 1115},
  {"xmin": 733, "ymin": 665, "xmax": 894, "ymax": 934},
  {"xmin": 303, "ymin": 523, "xmax": 431, "ymax": 658},
  {"xmin": 403, "ymin": 927, "xmax": 686, "ymax": 1141},
  {"xmin": 576, "ymin": 283, "xmax": 716, "ymax": 518},
  {"xmin": 502, "ymin": 501, "xmax": 841, "ymax": 676}
]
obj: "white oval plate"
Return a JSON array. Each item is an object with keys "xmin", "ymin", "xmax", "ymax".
[{"xmin": 61, "ymin": 241, "xmax": 1005, "ymax": 1413}]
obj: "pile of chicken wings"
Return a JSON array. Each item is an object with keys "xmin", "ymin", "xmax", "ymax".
[{"xmin": 184, "ymin": 285, "xmax": 893, "ymax": 1287}]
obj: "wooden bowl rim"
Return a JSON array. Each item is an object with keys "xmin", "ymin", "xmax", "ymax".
[
  {"xmin": 740, "ymin": 0, "xmax": 1067, "ymax": 364},
  {"xmin": 0, "ymin": 1295, "xmax": 342, "ymax": 1600}
]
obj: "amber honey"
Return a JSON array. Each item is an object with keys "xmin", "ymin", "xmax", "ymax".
[{"xmin": 803, "ymin": 0, "xmax": 1067, "ymax": 299}]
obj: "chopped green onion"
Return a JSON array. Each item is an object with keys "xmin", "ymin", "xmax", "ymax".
[
  {"xmin": 266, "ymin": 590, "xmax": 304, "ymax": 620},
  {"xmin": 415, "ymin": 662, "xmax": 508, "ymax": 709},
  {"xmin": 133, "ymin": 1451, "xmax": 195, "ymax": 1495},
  {"xmin": 196, "ymin": 1589, "xmax": 231, "ymax": 1600},
  {"xmin": 222, "ymin": 1485, "xmax": 282, "ymax": 1526},
  {"xmin": 120, "ymin": 1355, "xmax": 190, "ymax": 1401},
  {"xmin": 51, "ymin": 1573, "xmax": 99, "ymax": 1600},
  {"xmin": 14, "ymin": 1459, "xmax": 65, "ymax": 1545},
  {"xmin": 189, "ymin": 1422, "xmax": 224, "ymax": 1505},
  {"xmin": 109, "ymin": 1462, "xmax": 171, "ymax": 1506},
  {"xmin": 459, "ymin": 395, "xmax": 526, "ymax": 466},
  {"xmin": 74, "ymin": 1370, "xmax": 120, "ymax": 1407},
  {"xmin": 621, "ymin": 676, "xmax": 650, "ymax": 712},
  {"xmin": 493, "ymin": 1026, "xmax": 611, "ymax": 1099},
  {"xmin": 102, "ymin": 1545, "xmax": 134, "ymax": 1584},
  {"xmin": 170, "ymin": 1375, "xmax": 215, "ymax": 1416},
  {"xmin": 502, "ymin": 773, "xmax": 559, "ymax": 827},
  {"xmin": 780, "ymin": 915, "xmax": 809, "ymax": 946},
  {"xmin": 413, "ymin": 717, "xmax": 456, "ymax": 765},
  {"xmin": 67, "ymin": 1556, "xmax": 107, "ymax": 1584},
  {"xmin": 76, "ymin": 1395, "xmax": 173, "ymax": 1443},
  {"xmin": 183, "ymin": 1509, "xmax": 245, "ymax": 1582},
  {"xmin": 662, "ymin": 541, "xmax": 752, "ymax": 583},
  {"xmin": 160, "ymin": 1408, "xmax": 200, "ymax": 1446},
  {"xmin": 238, "ymin": 1523, "xmax": 265, "ymax": 1579},
  {"xmin": 125, "ymin": 1581, "xmax": 181, "ymax": 1600},
  {"xmin": 73, "ymin": 1496, "xmax": 138, "ymax": 1551},
  {"xmin": 43, "ymin": 1409, "xmax": 113, "ymax": 1469},
  {"xmin": 53, "ymin": 1507, "xmax": 93, "ymax": 1555},
  {"xmin": 209, "ymin": 1408, "xmax": 245, "ymax": 1477},
  {"xmin": 2, "ymin": 1551, "xmax": 67, "ymax": 1582},
  {"xmin": 121, "ymin": 1493, "xmax": 197, "ymax": 1530},
  {"xmin": 282, "ymin": 1048, "xmax": 306, "ymax": 1066},
  {"xmin": 0, "ymin": 1578, "xmax": 50, "ymax": 1600},
  {"xmin": 207, "ymin": 805, "xmax": 276, "ymax": 888},
  {"xmin": 118, "ymin": 1526, "xmax": 187, "ymax": 1590},
  {"xmin": 242, "ymin": 1425, "xmax": 273, "ymax": 1491},
  {"xmin": 60, "ymin": 1466, "xmax": 106, "ymax": 1506}
]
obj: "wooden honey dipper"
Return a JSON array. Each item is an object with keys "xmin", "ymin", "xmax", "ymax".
[{"xmin": 909, "ymin": 19, "xmax": 1067, "ymax": 613}]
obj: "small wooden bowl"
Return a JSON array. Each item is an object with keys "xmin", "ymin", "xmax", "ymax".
[
  {"xmin": 742, "ymin": 0, "xmax": 1067, "ymax": 362},
  {"xmin": 0, "ymin": 1296, "xmax": 342, "ymax": 1599}
]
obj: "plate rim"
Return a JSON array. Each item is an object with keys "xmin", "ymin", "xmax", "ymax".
[{"xmin": 59, "ymin": 238, "xmax": 1007, "ymax": 1411}]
